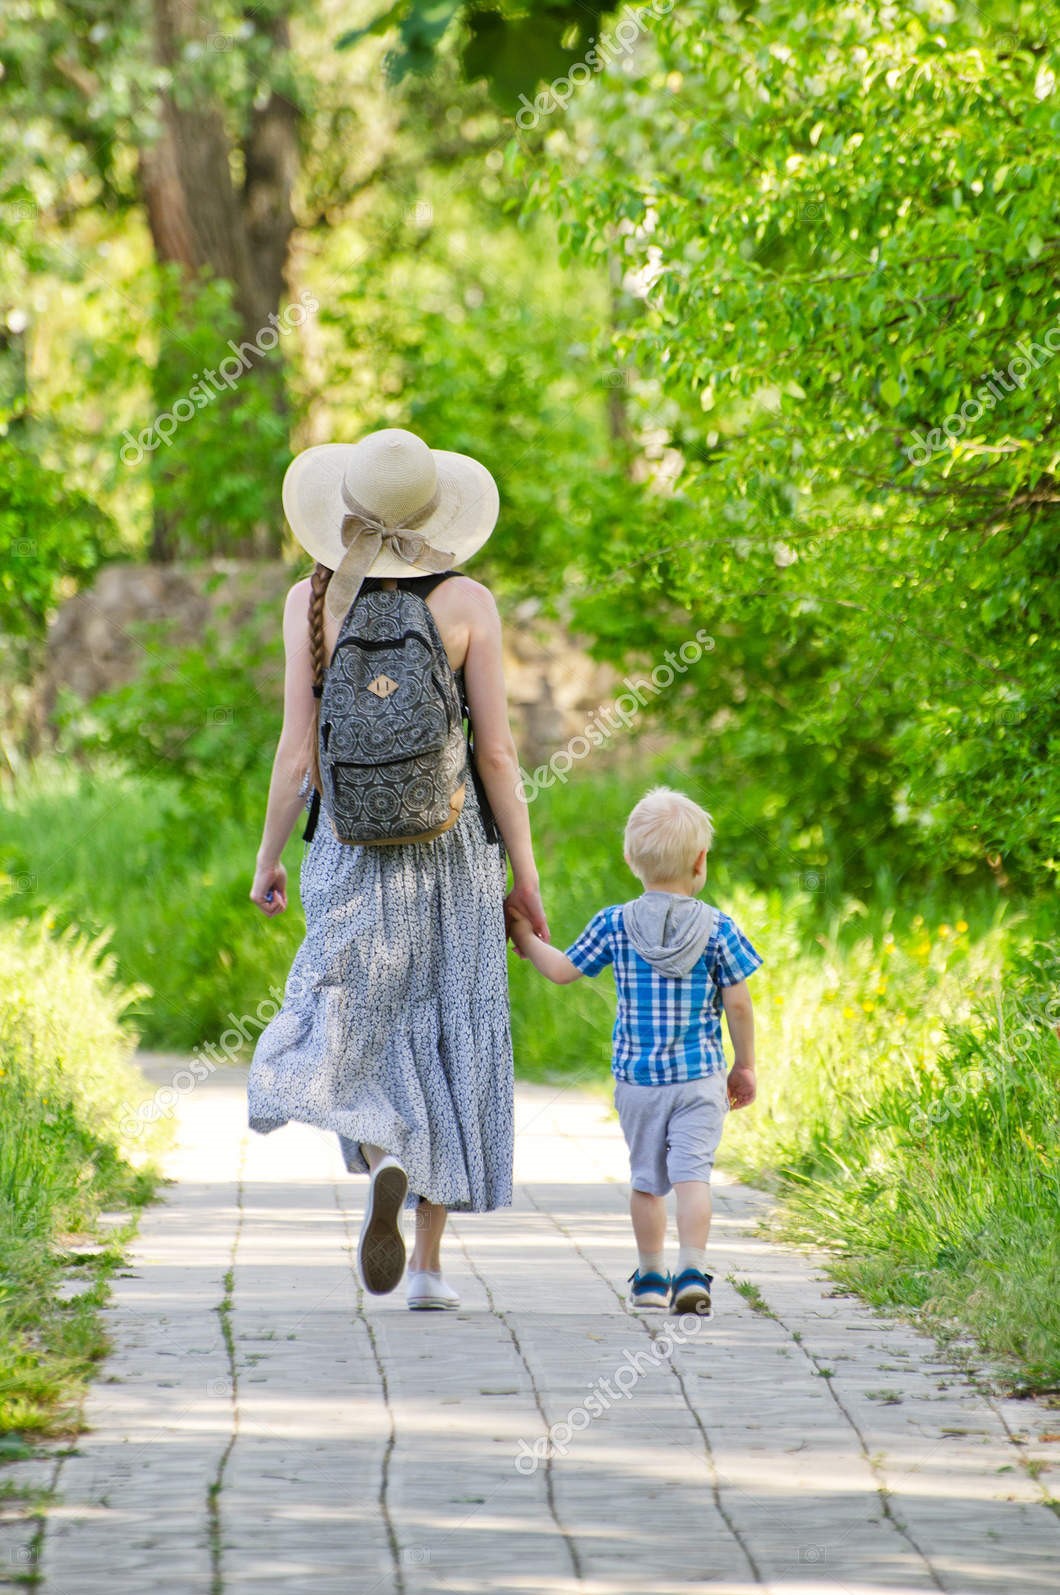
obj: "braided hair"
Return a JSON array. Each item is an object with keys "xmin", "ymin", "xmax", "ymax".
[{"xmin": 307, "ymin": 560, "xmax": 334, "ymax": 797}]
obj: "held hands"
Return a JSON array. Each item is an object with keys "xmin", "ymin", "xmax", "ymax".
[
  {"xmin": 250, "ymin": 861, "xmax": 288, "ymax": 917},
  {"xmin": 726, "ymin": 1063, "xmax": 757, "ymax": 1111},
  {"xmin": 504, "ymin": 879, "xmax": 549, "ymax": 949},
  {"xmin": 506, "ymin": 905, "xmax": 535, "ymax": 959}
]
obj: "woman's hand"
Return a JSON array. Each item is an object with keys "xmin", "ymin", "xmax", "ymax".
[
  {"xmin": 250, "ymin": 861, "xmax": 288, "ymax": 917},
  {"xmin": 504, "ymin": 878, "xmax": 549, "ymax": 944}
]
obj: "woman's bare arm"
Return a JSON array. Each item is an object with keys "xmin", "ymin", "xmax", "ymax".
[
  {"xmin": 460, "ymin": 580, "xmax": 549, "ymax": 939},
  {"xmin": 249, "ymin": 580, "xmax": 316, "ymax": 915}
]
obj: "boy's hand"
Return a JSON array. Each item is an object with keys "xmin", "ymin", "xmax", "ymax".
[
  {"xmin": 727, "ymin": 1063, "xmax": 757, "ymax": 1110},
  {"xmin": 508, "ymin": 917, "xmax": 536, "ymax": 959},
  {"xmin": 504, "ymin": 880, "xmax": 549, "ymax": 942}
]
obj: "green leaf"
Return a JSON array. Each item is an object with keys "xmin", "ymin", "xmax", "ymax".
[{"xmin": 335, "ymin": 2, "xmax": 409, "ymax": 51}]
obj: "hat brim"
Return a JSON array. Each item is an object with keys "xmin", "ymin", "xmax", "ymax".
[{"xmin": 282, "ymin": 443, "xmax": 499, "ymax": 577}]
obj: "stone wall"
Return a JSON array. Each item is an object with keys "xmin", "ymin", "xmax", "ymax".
[{"xmin": 36, "ymin": 560, "xmax": 620, "ymax": 771}]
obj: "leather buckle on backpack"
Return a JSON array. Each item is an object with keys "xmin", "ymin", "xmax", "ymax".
[{"xmin": 366, "ymin": 674, "xmax": 399, "ymax": 699}]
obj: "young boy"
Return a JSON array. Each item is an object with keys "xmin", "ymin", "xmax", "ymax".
[{"xmin": 508, "ymin": 786, "xmax": 761, "ymax": 1317}]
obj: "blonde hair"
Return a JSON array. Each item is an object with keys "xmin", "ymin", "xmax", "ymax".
[{"xmin": 624, "ymin": 786, "xmax": 714, "ymax": 885}]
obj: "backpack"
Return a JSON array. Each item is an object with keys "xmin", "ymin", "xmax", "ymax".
[{"xmin": 302, "ymin": 572, "xmax": 500, "ymax": 848}]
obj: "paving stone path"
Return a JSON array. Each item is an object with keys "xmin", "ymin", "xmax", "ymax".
[{"xmin": 2, "ymin": 1052, "xmax": 1058, "ymax": 1594}]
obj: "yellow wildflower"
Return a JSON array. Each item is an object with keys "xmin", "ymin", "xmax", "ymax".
[
  {"xmin": 862, "ymin": 1000, "xmax": 875, "ymax": 1014},
  {"xmin": 938, "ymin": 924, "xmax": 951, "ymax": 939},
  {"xmin": 843, "ymin": 1005, "xmax": 857, "ymax": 1019},
  {"xmin": 956, "ymin": 919, "xmax": 969, "ymax": 934}
]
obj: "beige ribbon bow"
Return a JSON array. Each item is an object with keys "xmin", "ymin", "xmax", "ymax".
[{"xmin": 326, "ymin": 481, "xmax": 454, "ymax": 622}]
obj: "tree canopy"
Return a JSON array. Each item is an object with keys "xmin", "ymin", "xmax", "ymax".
[
  {"xmin": 511, "ymin": 0, "xmax": 1059, "ymax": 886},
  {"xmin": 1, "ymin": 0, "xmax": 1056, "ymax": 890}
]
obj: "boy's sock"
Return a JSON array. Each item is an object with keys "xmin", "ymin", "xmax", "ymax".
[
  {"xmin": 677, "ymin": 1245, "xmax": 708, "ymax": 1276},
  {"xmin": 637, "ymin": 1251, "xmax": 666, "ymax": 1277}
]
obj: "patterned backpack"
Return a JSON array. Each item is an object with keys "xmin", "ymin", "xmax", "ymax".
[{"xmin": 303, "ymin": 572, "xmax": 490, "ymax": 848}]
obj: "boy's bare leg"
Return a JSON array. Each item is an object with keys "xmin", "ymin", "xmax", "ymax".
[
  {"xmin": 630, "ymin": 1187, "xmax": 667, "ymax": 1267},
  {"xmin": 673, "ymin": 1179, "xmax": 712, "ymax": 1273},
  {"xmin": 410, "ymin": 1198, "xmax": 448, "ymax": 1273}
]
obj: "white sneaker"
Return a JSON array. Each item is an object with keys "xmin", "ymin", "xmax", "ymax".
[
  {"xmin": 406, "ymin": 1270, "xmax": 461, "ymax": 1311},
  {"xmin": 358, "ymin": 1155, "xmax": 408, "ymax": 1295}
]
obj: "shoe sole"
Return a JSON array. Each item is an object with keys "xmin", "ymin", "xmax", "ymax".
[
  {"xmin": 672, "ymin": 1286, "xmax": 713, "ymax": 1317},
  {"xmin": 629, "ymin": 1296, "xmax": 670, "ymax": 1310},
  {"xmin": 408, "ymin": 1296, "xmax": 460, "ymax": 1311},
  {"xmin": 358, "ymin": 1164, "xmax": 408, "ymax": 1294}
]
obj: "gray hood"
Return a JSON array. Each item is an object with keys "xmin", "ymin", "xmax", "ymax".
[{"xmin": 622, "ymin": 892, "xmax": 717, "ymax": 979}]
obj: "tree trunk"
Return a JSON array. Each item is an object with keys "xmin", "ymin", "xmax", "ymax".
[
  {"xmin": 139, "ymin": 0, "xmax": 298, "ymax": 559},
  {"xmin": 606, "ymin": 244, "xmax": 635, "ymax": 476}
]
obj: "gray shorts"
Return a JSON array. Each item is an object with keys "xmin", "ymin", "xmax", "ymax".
[{"xmin": 613, "ymin": 1072, "xmax": 729, "ymax": 1195}]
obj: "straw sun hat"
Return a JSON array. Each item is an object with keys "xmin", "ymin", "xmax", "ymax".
[{"xmin": 282, "ymin": 428, "xmax": 500, "ymax": 623}]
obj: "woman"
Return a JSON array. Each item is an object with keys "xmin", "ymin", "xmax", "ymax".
[{"xmin": 246, "ymin": 428, "xmax": 549, "ymax": 1310}]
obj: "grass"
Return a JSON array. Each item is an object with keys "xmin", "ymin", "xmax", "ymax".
[
  {"xmin": 0, "ymin": 914, "xmax": 168, "ymax": 1438},
  {"xmin": 720, "ymin": 924, "xmax": 1060, "ymax": 1393},
  {"xmin": 728, "ymin": 1278, "xmax": 774, "ymax": 1318},
  {"xmin": 0, "ymin": 754, "xmax": 305, "ymax": 1052}
]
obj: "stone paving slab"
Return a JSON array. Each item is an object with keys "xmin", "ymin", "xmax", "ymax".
[{"xmin": 2, "ymin": 1051, "xmax": 1057, "ymax": 1595}]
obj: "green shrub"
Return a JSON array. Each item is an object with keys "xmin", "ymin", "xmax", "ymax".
[
  {"xmin": 0, "ymin": 914, "xmax": 164, "ymax": 1434},
  {"xmin": 50, "ymin": 587, "xmax": 286, "ymax": 809},
  {"xmin": 0, "ymin": 755, "xmax": 303, "ymax": 1052},
  {"xmin": 0, "ymin": 442, "xmax": 113, "ymax": 644},
  {"xmin": 722, "ymin": 921, "xmax": 1060, "ymax": 1388}
]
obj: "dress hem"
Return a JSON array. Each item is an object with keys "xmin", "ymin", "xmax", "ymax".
[{"xmin": 248, "ymin": 1114, "xmax": 513, "ymax": 1214}]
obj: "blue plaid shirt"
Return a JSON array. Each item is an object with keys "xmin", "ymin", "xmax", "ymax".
[{"xmin": 564, "ymin": 902, "xmax": 763, "ymax": 1085}]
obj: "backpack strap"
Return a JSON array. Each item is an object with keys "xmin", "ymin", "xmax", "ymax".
[
  {"xmin": 302, "ymin": 784, "xmax": 321, "ymax": 843},
  {"xmin": 412, "ymin": 569, "xmax": 460, "ymax": 597}
]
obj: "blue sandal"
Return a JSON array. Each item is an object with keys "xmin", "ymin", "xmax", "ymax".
[
  {"xmin": 627, "ymin": 1268, "xmax": 672, "ymax": 1309},
  {"xmin": 670, "ymin": 1267, "xmax": 713, "ymax": 1316}
]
